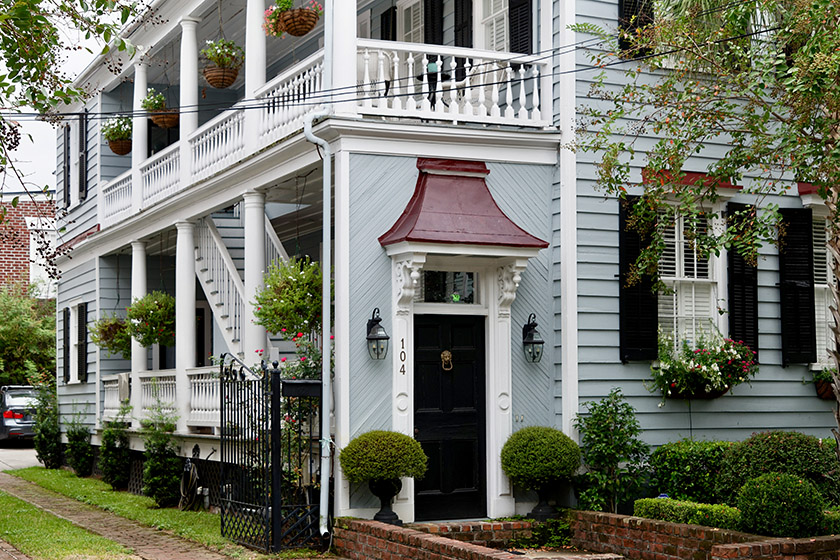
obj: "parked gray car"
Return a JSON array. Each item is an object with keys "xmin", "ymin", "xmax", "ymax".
[{"xmin": 0, "ymin": 386, "xmax": 37, "ymax": 440}]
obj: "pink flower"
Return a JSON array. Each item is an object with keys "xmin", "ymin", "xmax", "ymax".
[
  {"xmin": 301, "ymin": 357, "xmax": 307, "ymax": 362},
  {"xmin": 281, "ymin": 357, "xmax": 287, "ymax": 362},
  {"xmin": 330, "ymin": 335, "xmax": 334, "ymax": 339}
]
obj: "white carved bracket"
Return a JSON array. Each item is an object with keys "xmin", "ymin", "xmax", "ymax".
[
  {"xmin": 497, "ymin": 260, "xmax": 529, "ymax": 317},
  {"xmin": 393, "ymin": 253, "xmax": 426, "ymax": 315}
]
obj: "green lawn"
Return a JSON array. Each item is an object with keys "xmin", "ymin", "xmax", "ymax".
[
  {"xmin": 0, "ymin": 490, "xmax": 136, "ymax": 560},
  {"xmin": 10, "ymin": 467, "xmax": 330, "ymax": 559}
]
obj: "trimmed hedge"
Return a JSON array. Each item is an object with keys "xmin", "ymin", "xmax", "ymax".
[
  {"xmin": 634, "ymin": 497, "xmax": 741, "ymax": 531},
  {"xmin": 649, "ymin": 439, "xmax": 733, "ymax": 503},
  {"xmin": 717, "ymin": 431, "xmax": 840, "ymax": 506},
  {"xmin": 823, "ymin": 508, "xmax": 840, "ymax": 535},
  {"xmin": 736, "ymin": 472, "xmax": 825, "ymax": 538},
  {"xmin": 339, "ymin": 430, "xmax": 427, "ymax": 483},
  {"xmin": 501, "ymin": 426, "xmax": 580, "ymax": 491}
]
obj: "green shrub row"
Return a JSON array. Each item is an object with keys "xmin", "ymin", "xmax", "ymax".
[
  {"xmin": 649, "ymin": 439, "xmax": 733, "ymax": 503},
  {"xmin": 736, "ymin": 472, "xmax": 824, "ymax": 538},
  {"xmin": 634, "ymin": 498, "xmax": 741, "ymax": 531}
]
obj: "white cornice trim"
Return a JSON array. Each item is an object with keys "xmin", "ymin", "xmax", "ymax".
[{"xmin": 384, "ymin": 242, "xmax": 543, "ymax": 260}]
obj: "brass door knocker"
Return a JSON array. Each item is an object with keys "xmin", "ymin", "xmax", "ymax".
[{"xmin": 440, "ymin": 350, "xmax": 453, "ymax": 371}]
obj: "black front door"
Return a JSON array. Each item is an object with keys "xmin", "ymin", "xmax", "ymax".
[{"xmin": 414, "ymin": 314, "xmax": 486, "ymax": 521}]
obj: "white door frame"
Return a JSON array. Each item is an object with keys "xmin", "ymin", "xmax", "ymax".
[{"xmin": 385, "ymin": 243, "xmax": 538, "ymax": 522}]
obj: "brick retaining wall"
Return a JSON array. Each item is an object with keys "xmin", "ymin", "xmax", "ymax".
[
  {"xmin": 333, "ymin": 519, "xmax": 529, "ymax": 560},
  {"xmin": 571, "ymin": 510, "xmax": 840, "ymax": 560}
]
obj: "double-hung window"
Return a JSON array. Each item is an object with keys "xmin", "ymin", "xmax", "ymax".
[
  {"xmin": 62, "ymin": 303, "xmax": 88, "ymax": 384},
  {"xmin": 657, "ymin": 214, "xmax": 718, "ymax": 344},
  {"xmin": 812, "ymin": 218, "xmax": 834, "ymax": 366}
]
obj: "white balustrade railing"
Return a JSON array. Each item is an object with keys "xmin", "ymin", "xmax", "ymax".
[
  {"xmin": 256, "ymin": 51, "xmax": 325, "ymax": 145},
  {"xmin": 138, "ymin": 372, "xmax": 177, "ymax": 418},
  {"xmin": 265, "ymin": 220, "xmax": 289, "ymax": 270},
  {"xmin": 195, "ymin": 218, "xmax": 244, "ymax": 353},
  {"xmin": 140, "ymin": 144, "xmax": 180, "ymax": 207},
  {"xmin": 102, "ymin": 375, "xmax": 122, "ymax": 420},
  {"xmin": 187, "ymin": 367, "xmax": 220, "ymax": 428},
  {"xmin": 356, "ymin": 39, "xmax": 549, "ymax": 127},
  {"xmin": 189, "ymin": 109, "xmax": 246, "ymax": 183},
  {"xmin": 101, "ymin": 171, "xmax": 133, "ymax": 229}
]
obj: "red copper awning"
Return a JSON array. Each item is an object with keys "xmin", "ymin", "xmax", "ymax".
[{"xmin": 378, "ymin": 158, "xmax": 548, "ymax": 249}]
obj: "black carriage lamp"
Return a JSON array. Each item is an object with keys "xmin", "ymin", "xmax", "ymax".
[
  {"xmin": 366, "ymin": 308, "xmax": 390, "ymax": 360},
  {"xmin": 522, "ymin": 313, "xmax": 545, "ymax": 363}
]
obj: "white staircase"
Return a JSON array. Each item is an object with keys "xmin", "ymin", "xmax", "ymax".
[{"xmin": 194, "ymin": 210, "xmax": 295, "ymax": 360}]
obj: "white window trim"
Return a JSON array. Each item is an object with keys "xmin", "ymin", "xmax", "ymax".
[
  {"xmin": 357, "ymin": 9, "xmax": 371, "ymax": 39},
  {"xmin": 66, "ymin": 300, "xmax": 82, "ymax": 384},
  {"xmin": 481, "ymin": 0, "xmax": 509, "ymax": 52},
  {"xmin": 812, "ymin": 217, "xmax": 834, "ymax": 369},
  {"xmin": 396, "ymin": 0, "xmax": 424, "ymax": 43},
  {"xmin": 26, "ymin": 217, "xmax": 57, "ymax": 298}
]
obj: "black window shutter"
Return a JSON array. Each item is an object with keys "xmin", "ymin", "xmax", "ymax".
[
  {"xmin": 619, "ymin": 196, "xmax": 658, "ymax": 362},
  {"xmin": 779, "ymin": 208, "xmax": 817, "ymax": 365},
  {"xmin": 77, "ymin": 303, "xmax": 88, "ymax": 383},
  {"xmin": 62, "ymin": 307, "xmax": 71, "ymax": 383},
  {"xmin": 727, "ymin": 203, "xmax": 759, "ymax": 360},
  {"xmin": 454, "ymin": 0, "xmax": 473, "ymax": 47},
  {"xmin": 424, "ymin": 0, "xmax": 444, "ymax": 45},
  {"xmin": 509, "ymin": 0, "xmax": 532, "ymax": 54},
  {"xmin": 618, "ymin": 0, "xmax": 653, "ymax": 52},
  {"xmin": 380, "ymin": 6, "xmax": 397, "ymax": 41},
  {"xmin": 62, "ymin": 126, "xmax": 71, "ymax": 208},
  {"xmin": 78, "ymin": 111, "xmax": 88, "ymax": 202}
]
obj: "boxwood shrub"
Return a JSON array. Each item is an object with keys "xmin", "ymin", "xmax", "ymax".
[
  {"xmin": 736, "ymin": 472, "xmax": 825, "ymax": 538},
  {"xmin": 649, "ymin": 439, "xmax": 733, "ymax": 503},
  {"xmin": 339, "ymin": 430, "xmax": 427, "ymax": 483},
  {"xmin": 501, "ymin": 426, "xmax": 580, "ymax": 491},
  {"xmin": 634, "ymin": 498, "xmax": 740, "ymax": 531},
  {"xmin": 717, "ymin": 431, "xmax": 840, "ymax": 506},
  {"xmin": 823, "ymin": 508, "xmax": 840, "ymax": 535}
]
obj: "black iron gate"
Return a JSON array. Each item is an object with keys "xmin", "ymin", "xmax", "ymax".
[{"xmin": 219, "ymin": 355, "xmax": 323, "ymax": 552}]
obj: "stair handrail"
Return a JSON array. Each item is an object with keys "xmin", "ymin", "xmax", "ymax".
[
  {"xmin": 264, "ymin": 220, "xmax": 289, "ymax": 269},
  {"xmin": 197, "ymin": 217, "xmax": 245, "ymax": 295}
]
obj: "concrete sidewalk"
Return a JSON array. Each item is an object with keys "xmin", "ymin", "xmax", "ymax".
[{"xmin": 0, "ymin": 471, "xmax": 237, "ymax": 560}]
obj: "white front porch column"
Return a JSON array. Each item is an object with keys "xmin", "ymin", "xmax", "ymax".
[
  {"xmin": 242, "ymin": 192, "xmax": 267, "ymax": 360},
  {"xmin": 130, "ymin": 241, "xmax": 147, "ymax": 429},
  {"xmin": 244, "ymin": 0, "xmax": 267, "ymax": 99},
  {"xmin": 179, "ymin": 17, "xmax": 200, "ymax": 187},
  {"xmin": 328, "ymin": 0, "xmax": 357, "ymax": 115},
  {"xmin": 131, "ymin": 63, "xmax": 148, "ymax": 212},
  {"xmin": 175, "ymin": 221, "xmax": 196, "ymax": 433}
]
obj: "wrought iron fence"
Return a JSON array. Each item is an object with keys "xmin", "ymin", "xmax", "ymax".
[{"xmin": 219, "ymin": 355, "xmax": 323, "ymax": 552}]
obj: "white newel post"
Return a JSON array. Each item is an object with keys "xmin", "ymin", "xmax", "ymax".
[
  {"xmin": 242, "ymin": 192, "xmax": 267, "ymax": 360},
  {"xmin": 131, "ymin": 63, "xmax": 148, "ymax": 213},
  {"xmin": 180, "ymin": 18, "xmax": 199, "ymax": 186},
  {"xmin": 244, "ymin": 0, "xmax": 267, "ymax": 152},
  {"xmin": 130, "ymin": 240, "xmax": 147, "ymax": 429},
  {"xmin": 175, "ymin": 221, "xmax": 196, "ymax": 434}
]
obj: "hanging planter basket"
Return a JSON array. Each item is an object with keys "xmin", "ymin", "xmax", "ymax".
[
  {"xmin": 203, "ymin": 66, "xmax": 240, "ymax": 89},
  {"xmin": 279, "ymin": 8, "xmax": 319, "ymax": 36},
  {"xmin": 815, "ymin": 379, "xmax": 835, "ymax": 400},
  {"xmin": 668, "ymin": 386, "xmax": 729, "ymax": 400},
  {"xmin": 151, "ymin": 110, "xmax": 179, "ymax": 129},
  {"xmin": 108, "ymin": 139, "xmax": 132, "ymax": 156}
]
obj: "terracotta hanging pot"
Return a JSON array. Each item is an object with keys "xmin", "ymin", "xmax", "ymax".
[
  {"xmin": 150, "ymin": 110, "xmax": 179, "ymax": 129},
  {"xmin": 815, "ymin": 379, "xmax": 835, "ymax": 400},
  {"xmin": 203, "ymin": 66, "xmax": 239, "ymax": 89},
  {"xmin": 108, "ymin": 139, "xmax": 132, "ymax": 156},
  {"xmin": 279, "ymin": 8, "xmax": 319, "ymax": 37}
]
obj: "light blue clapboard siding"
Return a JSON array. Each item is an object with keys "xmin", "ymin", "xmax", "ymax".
[
  {"xmin": 100, "ymin": 87, "xmax": 133, "ymax": 184},
  {"xmin": 57, "ymin": 258, "xmax": 97, "ymax": 430},
  {"xmin": 97, "ymin": 254, "xmax": 132, "ymax": 381}
]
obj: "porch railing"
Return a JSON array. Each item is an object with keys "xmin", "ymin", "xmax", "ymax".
[
  {"xmin": 256, "ymin": 51, "xmax": 325, "ymax": 146},
  {"xmin": 190, "ymin": 109, "xmax": 247, "ymax": 183},
  {"xmin": 187, "ymin": 367, "xmax": 220, "ymax": 429},
  {"xmin": 138, "ymin": 371, "xmax": 177, "ymax": 419},
  {"xmin": 265, "ymin": 219, "xmax": 289, "ymax": 270},
  {"xmin": 356, "ymin": 39, "xmax": 550, "ymax": 127},
  {"xmin": 100, "ymin": 171, "xmax": 133, "ymax": 229},
  {"xmin": 102, "ymin": 374, "xmax": 121, "ymax": 420},
  {"xmin": 140, "ymin": 144, "xmax": 181, "ymax": 207}
]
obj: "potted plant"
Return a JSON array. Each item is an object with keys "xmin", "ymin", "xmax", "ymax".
[
  {"xmin": 101, "ymin": 117, "xmax": 132, "ymax": 155},
  {"xmin": 264, "ymin": 0, "xmax": 323, "ymax": 38},
  {"xmin": 141, "ymin": 88, "xmax": 178, "ymax": 129},
  {"xmin": 812, "ymin": 367, "xmax": 836, "ymax": 400},
  {"xmin": 339, "ymin": 430, "xmax": 427, "ymax": 526},
  {"xmin": 89, "ymin": 315, "xmax": 132, "ymax": 358},
  {"xmin": 201, "ymin": 38, "xmax": 244, "ymax": 89},
  {"xmin": 253, "ymin": 256, "xmax": 331, "ymax": 336},
  {"xmin": 126, "ymin": 291, "xmax": 176, "ymax": 347},
  {"xmin": 500, "ymin": 426, "xmax": 580, "ymax": 521},
  {"xmin": 650, "ymin": 332, "xmax": 758, "ymax": 402}
]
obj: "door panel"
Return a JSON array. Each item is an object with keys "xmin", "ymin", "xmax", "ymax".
[{"xmin": 414, "ymin": 314, "xmax": 486, "ymax": 520}]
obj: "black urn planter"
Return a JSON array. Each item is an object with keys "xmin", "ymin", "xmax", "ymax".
[
  {"xmin": 369, "ymin": 477, "xmax": 403, "ymax": 526},
  {"xmin": 528, "ymin": 486, "xmax": 558, "ymax": 521}
]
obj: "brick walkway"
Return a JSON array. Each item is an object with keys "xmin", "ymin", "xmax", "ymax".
[
  {"xmin": 0, "ymin": 472, "xmax": 232, "ymax": 560},
  {"xmin": 0, "ymin": 538, "xmax": 31, "ymax": 560}
]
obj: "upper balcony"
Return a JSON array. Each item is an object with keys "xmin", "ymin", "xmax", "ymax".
[{"xmin": 94, "ymin": 0, "xmax": 552, "ymax": 230}]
